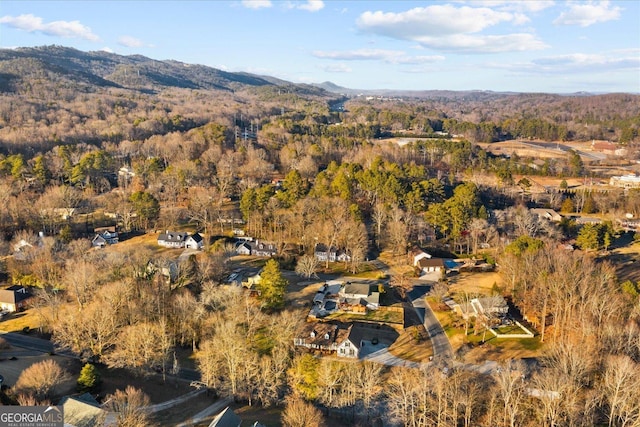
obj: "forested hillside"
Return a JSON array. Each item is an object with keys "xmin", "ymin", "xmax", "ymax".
[{"xmin": 0, "ymin": 45, "xmax": 639, "ymax": 427}]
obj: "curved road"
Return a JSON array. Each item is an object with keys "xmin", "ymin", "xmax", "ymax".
[{"xmin": 407, "ymin": 286, "xmax": 453, "ymax": 362}]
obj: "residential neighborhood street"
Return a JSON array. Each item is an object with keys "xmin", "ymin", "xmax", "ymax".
[{"xmin": 408, "ymin": 286, "xmax": 454, "ymax": 362}]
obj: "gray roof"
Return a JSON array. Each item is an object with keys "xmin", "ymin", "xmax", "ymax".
[
  {"xmin": 188, "ymin": 233, "xmax": 203, "ymax": 243},
  {"xmin": 158, "ymin": 231, "xmax": 188, "ymax": 242},
  {"xmin": 0, "ymin": 286, "xmax": 32, "ymax": 304},
  {"xmin": 342, "ymin": 283, "xmax": 370, "ymax": 297},
  {"xmin": 209, "ymin": 407, "xmax": 241, "ymax": 427},
  {"xmin": 344, "ymin": 323, "xmax": 399, "ymax": 348},
  {"xmin": 60, "ymin": 394, "xmax": 106, "ymax": 427}
]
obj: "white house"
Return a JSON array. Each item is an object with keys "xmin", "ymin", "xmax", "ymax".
[
  {"xmin": 158, "ymin": 231, "xmax": 189, "ymax": 248},
  {"xmin": 185, "ymin": 233, "xmax": 204, "ymax": 250},
  {"xmin": 235, "ymin": 241, "xmax": 252, "ymax": 255},
  {"xmin": 336, "ymin": 327, "xmax": 359, "ymax": 359},
  {"xmin": 0, "ymin": 286, "xmax": 32, "ymax": 312},
  {"xmin": 92, "ymin": 226, "xmax": 119, "ymax": 248},
  {"xmin": 314, "ymin": 244, "xmax": 351, "ymax": 263},
  {"xmin": 339, "ymin": 283, "xmax": 380, "ymax": 310},
  {"xmin": 157, "ymin": 231, "xmax": 203, "ymax": 249},
  {"xmin": 409, "ymin": 246, "xmax": 432, "ymax": 266},
  {"xmin": 417, "ymin": 257, "xmax": 445, "ymax": 273},
  {"xmin": 336, "ymin": 323, "xmax": 399, "ymax": 359}
]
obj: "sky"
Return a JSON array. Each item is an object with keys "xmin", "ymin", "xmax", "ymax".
[{"xmin": 1, "ymin": 1, "xmax": 639, "ymax": 93}]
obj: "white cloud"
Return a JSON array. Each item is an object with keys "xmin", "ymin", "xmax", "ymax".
[
  {"xmin": 286, "ymin": 1, "xmax": 325, "ymax": 12},
  {"xmin": 313, "ymin": 48, "xmax": 445, "ymax": 64},
  {"xmin": 356, "ymin": 4, "xmax": 547, "ymax": 53},
  {"xmin": 554, "ymin": 1, "xmax": 621, "ymax": 27},
  {"xmin": 320, "ymin": 63, "xmax": 352, "ymax": 73},
  {"xmin": 0, "ymin": 13, "xmax": 99, "ymax": 41},
  {"xmin": 118, "ymin": 35, "xmax": 144, "ymax": 48},
  {"xmin": 100, "ymin": 47, "xmax": 114, "ymax": 53},
  {"xmin": 487, "ymin": 51, "xmax": 640, "ymax": 74},
  {"xmin": 463, "ymin": 1, "xmax": 555, "ymax": 13},
  {"xmin": 241, "ymin": 0, "xmax": 272, "ymax": 9},
  {"xmin": 416, "ymin": 33, "xmax": 547, "ymax": 53},
  {"xmin": 533, "ymin": 53, "xmax": 639, "ymax": 71},
  {"xmin": 299, "ymin": 1, "xmax": 324, "ymax": 12}
]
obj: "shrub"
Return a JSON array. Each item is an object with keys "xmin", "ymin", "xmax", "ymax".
[{"xmin": 77, "ymin": 363, "xmax": 101, "ymax": 393}]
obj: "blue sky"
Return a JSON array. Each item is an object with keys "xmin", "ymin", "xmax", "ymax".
[{"xmin": 1, "ymin": 1, "xmax": 639, "ymax": 93}]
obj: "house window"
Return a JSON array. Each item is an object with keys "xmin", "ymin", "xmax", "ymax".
[
  {"xmin": 349, "ymin": 349, "xmax": 355, "ymax": 356},
  {"xmin": 324, "ymin": 333, "xmax": 330, "ymax": 340}
]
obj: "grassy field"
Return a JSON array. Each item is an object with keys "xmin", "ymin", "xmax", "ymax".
[
  {"xmin": 324, "ymin": 308, "xmax": 404, "ymax": 325},
  {"xmin": 607, "ymin": 239, "xmax": 640, "ymax": 283},
  {"xmin": 427, "ymin": 298, "xmax": 545, "ymax": 362},
  {"xmin": 388, "ymin": 325, "xmax": 433, "ymax": 362},
  {"xmin": 0, "ymin": 310, "xmax": 42, "ymax": 333},
  {"xmin": 448, "ymin": 271, "xmax": 503, "ymax": 296}
]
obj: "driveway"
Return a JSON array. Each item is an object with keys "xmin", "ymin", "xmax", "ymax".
[{"xmin": 362, "ymin": 346, "xmax": 422, "ymax": 369}]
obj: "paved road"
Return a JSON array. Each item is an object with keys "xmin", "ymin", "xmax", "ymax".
[
  {"xmin": 1, "ymin": 332, "xmax": 54, "ymax": 353},
  {"xmin": 408, "ymin": 286, "xmax": 453, "ymax": 362},
  {"xmin": 0, "ymin": 331, "xmax": 202, "ymax": 382}
]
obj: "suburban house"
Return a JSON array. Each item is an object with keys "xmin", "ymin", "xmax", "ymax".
[
  {"xmin": 244, "ymin": 270, "xmax": 263, "ymax": 288},
  {"xmin": 185, "ymin": 233, "xmax": 204, "ymax": 250},
  {"xmin": 591, "ymin": 140, "xmax": 627, "ymax": 157},
  {"xmin": 295, "ymin": 321, "xmax": 398, "ymax": 359},
  {"xmin": 59, "ymin": 393, "xmax": 107, "ymax": 427},
  {"xmin": 530, "ymin": 208, "xmax": 562, "ymax": 222},
  {"xmin": 294, "ymin": 321, "xmax": 351, "ymax": 354},
  {"xmin": 575, "ymin": 216, "xmax": 603, "ymax": 225},
  {"xmin": 455, "ymin": 296, "xmax": 509, "ymax": 320},
  {"xmin": 234, "ymin": 239, "xmax": 277, "ymax": 257},
  {"xmin": 314, "ymin": 244, "xmax": 351, "ymax": 263},
  {"xmin": 610, "ymin": 174, "xmax": 640, "ymax": 189},
  {"xmin": 409, "ymin": 246, "xmax": 432, "ymax": 266},
  {"xmin": 0, "ymin": 285, "xmax": 32, "ymax": 312},
  {"xmin": 253, "ymin": 240, "xmax": 277, "ymax": 257},
  {"xmin": 235, "ymin": 241, "xmax": 252, "ymax": 255},
  {"xmin": 417, "ymin": 257, "xmax": 446, "ymax": 274},
  {"xmin": 13, "ymin": 232, "xmax": 45, "ymax": 261},
  {"xmin": 336, "ymin": 323, "xmax": 399, "ymax": 359},
  {"xmin": 158, "ymin": 231, "xmax": 188, "ymax": 248},
  {"xmin": 91, "ymin": 226, "xmax": 119, "ymax": 248},
  {"xmin": 339, "ymin": 282, "xmax": 380, "ymax": 311},
  {"xmin": 157, "ymin": 231, "xmax": 204, "ymax": 249}
]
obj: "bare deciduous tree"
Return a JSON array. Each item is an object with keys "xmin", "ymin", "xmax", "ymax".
[
  {"xmin": 14, "ymin": 359, "xmax": 70, "ymax": 400},
  {"xmin": 282, "ymin": 395, "xmax": 325, "ymax": 427},
  {"xmin": 105, "ymin": 386, "xmax": 152, "ymax": 427},
  {"xmin": 295, "ymin": 255, "xmax": 319, "ymax": 279}
]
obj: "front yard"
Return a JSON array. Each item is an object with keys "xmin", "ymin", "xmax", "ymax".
[
  {"xmin": 427, "ymin": 298, "xmax": 545, "ymax": 362},
  {"xmin": 324, "ymin": 307, "xmax": 404, "ymax": 326}
]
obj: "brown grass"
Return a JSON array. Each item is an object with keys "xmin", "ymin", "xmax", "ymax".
[
  {"xmin": 0, "ymin": 309, "xmax": 43, "ymax": 333},
  {"xmin": 448, "ymin": 272, "xmax": 503, "ymax": 296},
  {"xmin": 388, "ymin": 325, "xmax": 433, "ymax": 362}
]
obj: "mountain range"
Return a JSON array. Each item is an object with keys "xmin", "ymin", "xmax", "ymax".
[{"xmin": 0, "ymin": 45, "xmax": 612, "ymax": 101}]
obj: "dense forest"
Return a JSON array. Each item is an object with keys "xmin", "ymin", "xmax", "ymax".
[{"xmin": 0, "ymin": 46, "xmax": 640, "ymax": 427}]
